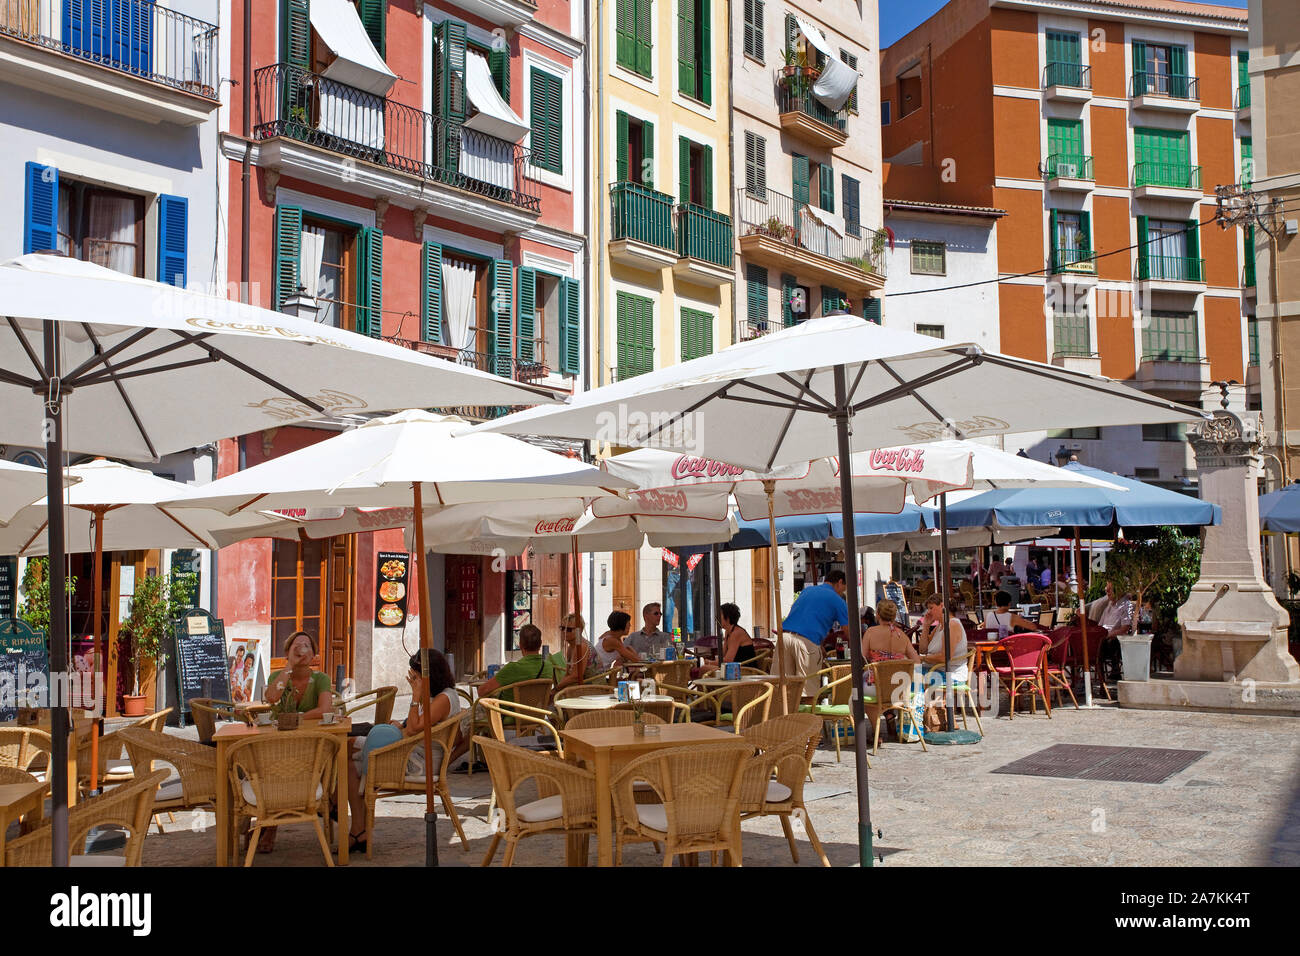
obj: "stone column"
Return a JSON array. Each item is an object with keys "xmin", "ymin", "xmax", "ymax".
[{"xmin": 1175, "ymin": 410, "xmax": 1300, "ymax": 682}]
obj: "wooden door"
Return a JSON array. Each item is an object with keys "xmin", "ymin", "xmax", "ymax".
[
  {"xmin": 612, "ymin": 549, "xmax": 638, "ymax": 615},
  {"xmin": 444, "ymin": 555, "xmax": 482, "ymax": 678},
  {"xmin": 270, "ymin": 537, "xmax": 327, "ymax": 662},
  {"xmin": 750, "ymin": 547, "xmax": 771, "ymax": 638},
  {"xmin": 325, "ymin": 536, "xmax": 355, "ymax": 680},
  {"xmin": 533, "ymin": 552, "xmax": 568, "ymax": 650}
]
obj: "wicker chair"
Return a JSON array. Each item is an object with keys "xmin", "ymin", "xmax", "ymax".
[
  {"xmin": 476, "ymin": 735, "xmax": 599, "ymax": 867},
  {"xmin": 584, "ymin": 666, "xmax": 622, "ymax": 685},
  {"xmin": 865, "ymin": 659, "xmax": 928, "ymax": 754},
  {"xmin": 0, "ymin": 766, "xmax": 37, "ymax": 785},
  {"xmin": 188, "ymin": 698, "xmax": 246, "ymax": 745},
  {"xmin": 0, "ymin": 727, "xmax": 51, "ymax": 772},
  {"xmin": 562, "ymin": 710, "xmax": 666, "ymax": 732},
  {"xmin": 361, "ymin": 710, "xmax": 469, "ymax": 857},
  {"xmin": 226, "ymin": 731, "xmax": 337, "ymax": 867},
  {"xmin": 762, "ymin": 676, "xmax": 805, "ymax": 717},
  {"xmin": 4, "ymin": 769, "xmax": 168, "ymax": 867},
  {"xmin": 553, "ymin": 684, "xmax": 614, "ymax": 702},
  {"xmin": 117, "ymin": 726, "xmax": 218, "ymax": 828},
  {"xmin": 342, "ymin": 686, "xmax": 398, "ymax": 725},
  {"xmin": 647, "ymin": 661, "xmax": 692, "ymax": 692},
  {"xmin": 798, "ymin": 665, "xmax": 857, "ymax": 762},
  {"xmin": 478, "ymin": 698, "xmax": 563, "ymax": 755},
  {"xmin": 610, "ymin": 742, "xmax": 752, "ymax": 866},
  {"xmin": 77, "ymin": 708, "xmax": 174, "ymax": 793},
  {"xmin": 739, "ymin": 714, "xmax": 829, "ymax": 865},
  {"xmin": 717, "ymin": 681, "xmax": 774, "ymax": 733},
  {"xmin": 613, "ymin": 699, "xmax": 679, "ymax": 723},
  {"xmin": 946, "ymin": 648, "xmax": 986, "ymax": 734}
]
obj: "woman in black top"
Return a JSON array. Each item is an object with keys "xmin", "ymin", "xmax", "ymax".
[{"xmin": 719, "ymin": 603, "xmax": 757, "ymax": 664}]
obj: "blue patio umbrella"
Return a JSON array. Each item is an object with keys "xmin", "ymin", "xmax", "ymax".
[
  {"xmin": 1259, "ymin": 482, "xmax": 1300, "ymax": 533},
  {"xmin": 685, "ymin": 505, "xmax": 929, "ymax": 553}
]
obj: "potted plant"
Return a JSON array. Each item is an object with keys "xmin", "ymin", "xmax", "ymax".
[
  {"xmin": 17, "ymin": 557, "xmax": 77, "ymax": 637},
  {"xmin": 119, "ymin": 570, "xmax": 196, "ymax": 716},
  {"xmin": 1102, "ymin": 527, "xmax": 1199, "ymax": 681}
]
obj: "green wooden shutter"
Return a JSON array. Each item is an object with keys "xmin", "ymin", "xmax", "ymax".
[
  {"xmin": 700, "ymin": 0, "xmax": 711, "ymax": 105},
  {"xmin": 1185, "ymin": 219, "xmax": 1201, "ymax": 281},
  {"xmin": 516, "ymin": 266, "xmax": 536, "ymax": 362},
  {"xmin": 702, "ymin": 145, "xmax": 713, "ymax": 209},
  {"xmin": 678, "ymin": 136, "xmax": 691, "ymax": 204},
  {"xmin": 1241, "ymin": 137, "xmax": 1253, "ymax": 188},
  {"xmin": 273, "ymin": 205, "xmax": 302, "ymax": 312},
  {"xmin": 490, "ymin": 258, "xmax": 514, "ymax": 373},
  {"xmin": 677, "ymin": 0, "xmax": 695, "ymax": 98},
  {"xmin": 530, "ymin": 68, "xmax": 562, "ymax": 174},
  {"xmin": 489, "ymin": 46, "xmax": 510, "ymax": 102},
  {"xmin": 1137, "ymin": 215, "xmax": 1150, "ymax": 278},
  {"xmin": 616, "ymin": 111, "xmax": 629, "ymax": 182},
  {"xmin": 680, "ymin": 307, "xmax": 713, "ymax": 361},
  {"xmin": 636, "ymin": 0, "xmax": 653, "ymax": 77},
  {"xmin": 1169, "ymin": 45, "xmax": 1188, "ymax": 97},
  {"xmin": 784, "ymin": 13, "xmax": 797, "ymax": 58},
  {"xmin": 636, "ymin": 295, "xmax": 654, "ymax": 374},
  {"xmin": 617, "ymin": 292, "xmax": 654, "ymax": 378},
  {"xmin": 781, "ymin": 273, "xmax": 797, "ymax": 327},
  {"xmin": 281, "ymin": 0, "xmax": 311, "ymax": 122},
  {"xmin": 818, "ymin": 165, "xmax": 834, "ymax": 213},
  {"xmin": 356, "ymin": 228, "xmax": 383, "ymax": 337},
  {"xmin": 1049, "ymin": 208, "xmax": 1059, "ymax": 270},
  {"xmin": 559, "ymin": 277, "xmax": 580, "ymax": 375},
  {"xmin": 642, "ymin": 119, "xmax": 655, "ymax": 188},
  {"xmin": 24, "ymin": 161, "xmax": 59, "ymax": 255},
  {"xmin": 842, "ymin": 174, "xmax": 860, "ymax": 237},
  {"xmin": 435, "ymin": 20, "xmax": 468, "ymax": 171},
  {"xmin": 616, "ymin": 0, "xmax": 635, "ymax": 70},
  {"xmin": 1079, "ymin": 210, "xmax": 1092, "ymax": 259},
  {"xmin": 357, "ymin": 0, "xmax": 386, "ymax": 58},
  {"xmin": 863, "ymin": 296, "xmax": 881, "ymax": 324},
  {"xmin": 839, "ymin": 50, "xmax": 858, "ymax": 111},
  {"xmin": 792, "ymin": 154, "xmax": 809, "ymax": 208},
  {"xmin": 1048, "ymin": 118, "xmax": 1083, "ymax": 161},
  {"xmin": 1131, "ymin": 40, "xmax": 1146, "ymax": 87},
  {"xmin": 745, "ymin": 131, "xmax": 766, "ymax": 196},
  {"xmin": 746, "ymin": 264, "xmax": 768, "ymax": 326},
  {"xmin": 421, "ymin": 241, "xmax": 444, "ymax": 344},
  {"xmin": 1238, "ymin": 50, "xmax": 1250, "ymax": 103}
]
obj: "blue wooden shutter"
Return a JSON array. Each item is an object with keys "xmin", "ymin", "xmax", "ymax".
[
  {"xmin": 356, "ymin": 227, "xmax": 384, "ymax": 337},
  {"xmin": 24, "ymin": 162, "xmax": 59, "ymax": 255},
  {"xmin": 157, "ymin": 194, "xmax": 188, "ymax": 287},
  {"xmin": 559, "ymin": 277, "xmax": 580, "ymax": 376},
  {"xmin": 421, "ymin": 241, "xmax": 444, "ymax": 344},
  {"xmin": 490, "ymin": 258, "xmax": 514, "ymax": 374},
  {"xmin": 272, "ymin": 205, "xmax": 302, "ymax": 311},
  {"xmin": 517, "ymin": 266, "xmax": 536, "ymax": 362}
]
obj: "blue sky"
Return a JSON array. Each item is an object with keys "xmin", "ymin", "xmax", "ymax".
[{"xmin": 881, "ymin": 0, "xmax": 1248, "ymax": 48}]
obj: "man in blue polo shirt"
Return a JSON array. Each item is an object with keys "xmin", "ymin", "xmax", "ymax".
[{"xmin": 781, "ymin": 570, "xmax": 850, "ymax": 699}]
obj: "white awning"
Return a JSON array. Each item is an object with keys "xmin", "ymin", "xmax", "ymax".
[
  {"xmin": 462, "ymin": 51, "xmax": 530, "ymax": 144},
  {"xmin": 311, "ymin": 0, "xmax": 396, "ymax": 96},
  {"xmin": 795, "ymin": 16, "xmax": 860, "ymax": 113}
]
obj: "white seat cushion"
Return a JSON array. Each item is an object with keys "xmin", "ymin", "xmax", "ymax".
[
  {"xmin": 635, "ymin": 803, "xmax": 668, "ymax": 833},
  {"xmin": 766, "ymin": 781, "xmax": 793, "ymax": 803},
  {"xmin": 103, "ymin": 759, "xmax": 133, "ymax": 778},
  {"xmin": 516, "ymin": 794, "xmax": 563, "ymax": 823},
  {"xmin": 155, "ymin": 776, "xmax": 185, "ymax": 804},
  {"xmin": 71, "ymin": 855, "xmax": 126, "ymax": 867},
  {"xmin": 402, "ymin": 774, "xmax": 440, "ymax": 786},
  {"xmin": 240, "ymin": 779, "xmax": 323, "ymax": 806}
]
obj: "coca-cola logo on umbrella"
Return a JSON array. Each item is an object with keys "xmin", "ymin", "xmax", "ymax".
[
  {"xmin": 783, "ymin": 488, "xmax": 841, "ymax": 512},
  {"xmin": 632, "ymin": 488, "xmax": 690, "ymax": 512},
  {"xmin": 534, "ymin": 517, "xmax": 578, "ymax": 534},
  {"xmin": 867, "ymin": 448, "xmax": 928, "ymax": 474},
  {"xmin": 670, "ymin": 456, "xmax": 746, "ymax": 481}
]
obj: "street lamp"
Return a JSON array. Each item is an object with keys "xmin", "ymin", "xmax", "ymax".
[{"xmin": 282, "ymin": 284, "xmax": 320, "ymax": 322}]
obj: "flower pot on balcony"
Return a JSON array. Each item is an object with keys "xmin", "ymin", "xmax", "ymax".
[{"xmin": 1118, "ymin": 633, "xmax": 1154, "ymax": 682}]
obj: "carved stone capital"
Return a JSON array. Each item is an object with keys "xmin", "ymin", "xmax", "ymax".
[
  {"xmin": 374, "ymin": 197, "xmax": 390, "ymax": 232},
  {"xmin": 262, "ymin": 167, "xmax": 281, "ymax": 206},
  {"xmin": 1188, "ymin": 410, "xmax": 1260, "ymax": 465},
  {"xmin": 412, "ymin": 207, "xmax": 427, "ymax": 237}
]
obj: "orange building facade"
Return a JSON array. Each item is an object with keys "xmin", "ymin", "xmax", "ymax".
[{"xmin": 882, "ymin": 0, "xmax": 1253, "ymax": 486}]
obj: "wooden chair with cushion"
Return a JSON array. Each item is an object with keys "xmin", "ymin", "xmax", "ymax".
[
  {"xmin": 798, "ymin": 665, "xmax": 859, "ymax": 762},
  {"xmin": 610, "ymin": 741, "xmax": 752, "ymax": 867},
  {"xmin": 945, "ymin": 649, "xmax": 985, "ymax": 734},
  {"xmin": 0, "ymin": 728, "xmax": 51, "ymax": 772},
  {"xmin": 342, "ymin": 686, "xmax": 398, "ymax": 725},
  {"xmin": 188, "ymin": 698, "xmax": 246, "ymax": 745},
  {"xmin": 865, "ymin": 659, "xmax": 928, "ymax": 754},
  {"xmin": 226, "ymin": 731, "xmax": 337, "ymax": 867},
  {"xmin": 762, "ymin": 676, "xmax": 805, "ymax": 717},
  {"xmin": 4, "ymin": 769, "xmax": 168, "ymax": 867},
  {"xmin": 361, "ymin": 710, "xmax": 469, "ymax": 857},
  {"xmin": 117, "ymin": 727, "xmax": 218, "ymax": 830},
  {"xmin": 476, "ymin": 735, "xmax": 598, "ymax": 867},
  {"xmin": 739, "ymin": 713, "xmax": 829, "ymax": 866}
]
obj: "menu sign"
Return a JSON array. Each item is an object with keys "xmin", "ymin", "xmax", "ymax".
[
  {"xmin": 375, "ymin": 551, "xmax": 410, "ymax": 628},
  {"xmin": 172, "ymin": 609, "xmax": 230, "ymax": 719},
  {"xmin": 0, "ymin": 557, "xmax": 17, "ymax": 619},
  {"xmin": 0, "ymin": 619, "xmax": 47, "ymax": 721}
]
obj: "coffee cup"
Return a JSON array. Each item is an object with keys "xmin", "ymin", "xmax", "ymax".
[{"xmin": 321, "ymin": 712, "xmax": 336, "ymax": 725}]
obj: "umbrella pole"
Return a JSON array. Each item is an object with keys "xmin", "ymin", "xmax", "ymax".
[
  {"xmin": 765, "ymin": 481, "xmax": 788, "ymax": 714},
  {"xmin": 833, "ymin": 365, "xmax": 872, "ymax": 868},
  {"xmin": 1075, "ymin": 528, "xmax": 1095, "ymax": 708},
  {"xmin": 89, "ymin": 508, "xmax": 105, "ymax": 793},
  {"xmin": 44, "ymin": 323, "xmax": 70, "ymax": 867},
  {"xmin": 412, "ymin": 483, "xmax": 439, "ymax": 867},
  {"xmin": 938, "ymin": 494, "xmax": 955, "ymax": 733}
]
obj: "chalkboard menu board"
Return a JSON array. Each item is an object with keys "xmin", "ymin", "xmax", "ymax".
[
  {"xmin": 0, "ymin": 557, "xmax": 18, "ymax": 620},
  {"xmin": 172, "ymin": 609, "xmax": 230, "ymax": 719},
  {"xmin": 0, "ymin": 619, "xmax": 48, "ymax": 721}
]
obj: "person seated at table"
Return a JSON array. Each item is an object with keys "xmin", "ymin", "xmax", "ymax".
[
  {"xmin": 592, "ymin": 610, "xmax": 641, "ymax": 670},
  {"xmin": 553, "ymin": 613, "xmax": 598, "ymax": 689},
  {"xmin": 983, "ymin": 591, "xmax": 1040, "ymax": 634},
  {"xmin": 718, "ymin": 603, "xmax": 756, "ymax": 665},
  {"xmin": 919, "ymin": 594, "xmax": 968, "ymax": 685},
  {"xmin": 477, "ymin": 624, "xmax": 558, "ymax": 700},
  {"xmin": 345, "ymin": 649, "xmax": 460, "ymax": 854},
  {"xmin": 627, "ymin": 602, "xmax": 672, "ymax": 659},
  {"xmin": 862, "ymin": 599, "xmax": 920, "ymax": 663},
  {"xmin": 988, "ymin": 557, "xmax": 1009, "ymax": 587},
  {"xmin": 264, "ymin": 631, "xmax": 333, "ymax": 718},
  {"xmin": 861, "ymin": 606, "xmax": 877, "ymax": 629}
]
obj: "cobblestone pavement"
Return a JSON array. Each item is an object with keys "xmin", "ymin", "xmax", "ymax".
[{"xmin": 135, "ymin": 702, "xmax": 1300, "ymax": 867}]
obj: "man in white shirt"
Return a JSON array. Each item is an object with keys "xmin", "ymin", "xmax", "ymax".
[
  {"xmin": 627, "ymin": 602, "xmax": 672, "ymax": 658},
  {"xmin": 1087, "ymin": 582, "xmax": 1134, "ymax": 636}
]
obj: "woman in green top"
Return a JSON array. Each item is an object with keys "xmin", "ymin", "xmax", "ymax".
[{"xmin": 264, "ymin": 630, "xmax": 333, "ymax": 718}]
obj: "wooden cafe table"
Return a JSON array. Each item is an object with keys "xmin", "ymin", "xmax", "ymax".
[
  {"xmin": 0, "ymin": 779, "xmax": 46, "ymax": 866},
  {"xmin": 560, "ymin": 722, "xmax": 737, "ymax": 867},
  {"xmin": 213, "ymin": 717, "xmax": 352, "ymax": 867}
]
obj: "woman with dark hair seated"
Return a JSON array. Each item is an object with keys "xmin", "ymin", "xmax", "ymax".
[
  {"xmin": 719, "ymin": 603, "xmax": 756, "ymax": 665},
  {"xmin": 345, "ymin": 647, "xmax": 460, "ymax": 853},
  {"xmin": 592, "ymin": 610, "xmax": 641, "ymax": 670},
  {"xmin": 983, "ymin": 590, "xmax": 1040, "ymax": 635}
]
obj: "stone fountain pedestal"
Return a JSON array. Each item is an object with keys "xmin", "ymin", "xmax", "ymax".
[{"xmin": 1119, "ymin": 410, "xmax": 1300, "ymax": 717}]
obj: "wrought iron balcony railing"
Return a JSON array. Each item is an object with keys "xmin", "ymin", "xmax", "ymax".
[
  {"xmin": 610, "ymin": 181, "xmax": 676, "ymax": 251},
  {"xmin": 1138, "ymin": 255, "xmax": 1204, "ymax": 282},
  {"xmin": 676, "ymin": 203, "xmax": 733, "ymax": 267},
  {"xmin": 1044, "ymin": 153, "xmax": 1094, "ymax": 181},
  {"xmin": 777, "ymin": 80, "xmax": 848, "ymax": 132},
  {"xmin": 1134, "ymin": 161, "xmax": 1202, "ymax": 190},
  {"xmin": 735, "ymin": 187, "xmax": 888, "ymax": 279},
  {"xmin": 1051, "ymin": 247, "xmax": 1095, "ymax": 274},
  {"xmin": 0, "ymin": 0, "xmax": 219, "ymax": 97},
  {"xmin": 1237, "ymin": 84, "xmax": 1251, "ymax": 109},
  {"xmin": 1043, "ymin": 61, "xmax": 1092, "ymax": 90},
  {"xmin": 254, "ymin": 63, "xmax": 540, "ymax": 213},
  {"xmin": 1131, "ymin": 71, "xmax": 1199, "ymax": 100}
]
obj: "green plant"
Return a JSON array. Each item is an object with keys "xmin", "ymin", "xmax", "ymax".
[
  {"xmin": 17, "ymin": 558, "xmax": 76, "ymax": 635},
  {"xmin": 289, "ymin": 105, "xmax": 307, "ymax": 124},
  {"xmin": 1103, "ymin": 527, "xmax": 1201, "ymax": 638},
  {"xmin": 119, "ymin": 571, "xmax": 197, "ymax": 695}
]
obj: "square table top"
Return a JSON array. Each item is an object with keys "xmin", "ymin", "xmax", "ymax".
[
  {"xmin": 561, "ymin": 722, "xmax": 736, "ymax": 755},
  {"xmin": 213, "ymin": 717, "xmax": 352, "ymax": 741},
  {"xmin": 0, "ymin": 781, "xmax": 46, "ymax": 812}
]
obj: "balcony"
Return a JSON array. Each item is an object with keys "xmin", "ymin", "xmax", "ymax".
[
  {"xmin": 1133, "ymin": 161, "xmax": 1202, "ymax": 202},
  {"xmin": 777, "ymin": 73, "xmax": 848, "ymax": 150},
  {"xmin": 1052, "ymin": 352, "xmax": 1102, "ymax": 376},
  {"xmin": 1134, "ymin": 355, "xmax": 1211, "ymax": 397},
  {"xmin": 735, "ymin": 187, "xmax": 887, "ymax": 296},
  {"xmin": 1042, "ymin": 62, "xmax": 1092, "ymax": 102},
  {"xmin": 1130, "ymin": 71, "xmax": 1200, "ymax": 112},
  {"xmin": 454, "ymin": 0, "xmax": 537, "ymax": 28},
  {"xmin": 0, "ymin": 0, "xmax": 219, "ymax": 125},
  {"xmin": 390, "ymin": 342, "xmax": 553, "ymax": 422},
  {"xmin": 1138, "ymin": 254, "xmax": 1206, "ymax": 295},
  {"xmin": 609, "ymin": 181, "xmax": 678, "ymax": 270},
  {"xmin": 1237, "ymin": 84, "xmax": 1251, "ymax": 123},
  {"xmin": 1050, "ymin": 246, "xmax": 1096, "ymax": 282},
  {"xmin": 253, "ymin": 64, "xmax": 540, "ymax": 233},
  {"xmin": 674, "ymin": 204, "xmax": 734, "ymax": 286},
  {"xmin": 1045, "ymin": 153, "xmax": 1094, "ymax": 193}
]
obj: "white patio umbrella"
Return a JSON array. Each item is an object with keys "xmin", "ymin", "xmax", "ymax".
[
  {"xmin": 0, "ymin": 254, "xmax": 558, "ymax": 867},
  {"xmin": 482, "ymin": 315, "xmax": 1206, "ymax": 868},
  {"xmin": 167, "ymin": 410, "xmax": 635, "ymax": 866},
  {"xmin": 0, "ymin": 459, "xmax": 75, "ymax": 525}
]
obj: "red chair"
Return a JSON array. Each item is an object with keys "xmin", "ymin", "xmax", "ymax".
[
  {"xmin": 1066, "ymin": 625, "xmax": 1112, "ymax": 700},
  {"xmin": 992, "ymin": 634, "xmax": 1052, "ymax": 719},
  {"xmin": 1043, "ymin": 627, "xmax": 1079, "ymax": 710}
]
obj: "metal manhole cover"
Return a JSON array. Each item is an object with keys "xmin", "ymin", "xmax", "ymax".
[{"xmin": 993, "ymin": 744, "xmax": 1206, "ymax": 785}]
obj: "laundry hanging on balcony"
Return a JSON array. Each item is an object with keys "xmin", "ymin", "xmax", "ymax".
[
  {"xmin": 799, "ymin": 205, "xmax": 847, "ymax": 261},
  {"xmin": 459, "ymin": 52, "xmax": 530, "ymax": 191},
  {"xmin": 310, "ymin": 0, "xmax": 396, "ymax": 150},
  {"xmin": 794, "ymin": 17, "xmax": 859, "ymax": 113}
]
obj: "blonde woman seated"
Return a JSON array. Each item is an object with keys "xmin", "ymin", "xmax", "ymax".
[{"xmin": 861, "ymin": 599, "xmax": 920, "ymax": 664}]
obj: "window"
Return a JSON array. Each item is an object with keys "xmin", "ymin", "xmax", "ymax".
[
  {"xmin": 1053, "ymin": 310, "xmax": 1092, "ymax": 357},
  {"xmin": 352, "ymin": 0, "xmax": 386, "ymax": 58},
  {"xmin": 783, "ymin": 13, "xmax": 822, "ymax": 70},
  {"xmin": 1133, "ymin": 40, "xmax": 1190, "ymax": 97},
  {"xmin": 56, "ymin": 179, "xmax": 145, "ymax": 277},
  {"xmin": 881, "ymin": 100, "xmax": 891, "ymax": 125},
  {"xmin": 616, "ymin": 111, "xmax": 656, "ymax": 186},
  {"xmin": 863, "ymin": 296, "xmax": 881, "ymax": 324},
  {"xmin": 270, "ymin": 537, "xmax": 325, "ymax": 659},
  {"xmin": 274, "ymin": 205, "xmax": 383, "ymax": 335},
  {"xmin": 677, "ymin": 0, "xmax": 712, "ymax": 103},
  {"xmin": 911, "ymin": 240, "xmax": 946, "ymax": 276},
  {"xmin": 302, "ymin": 218, "xmax": 356, "ymax": 330},
  {"xmin": 1238, "ymin": 49, "xmax": 1251, "ymax": 106},
  {"xmin": 1142, "ymin": 311, "xmax": 1199, "ymax": 362},
  {"xmin": 1248, "ymin": 315, "xmax": 1260, "ymax": 367},
  {"xmin": 1139, "ymin": 216, "xmax": 1201, "ymax": 282},
  {"xmin": 781, "ymin": 274, "xmax": 808, "ymax": 327},
  {"xmin": 820, "ymin": 287, "xmax": 846, "ymax": 316},
  {"xmin": 1142, "ymin": 423, "xmax": 1188, "ymax": 442},
  {"xmin": 1044, "ymin": 31, "xmax": 1082, "ymax": 88},
  {"xmin": 743, "ymin": 0, "xmax": 763, "ymax": 60},
  {"xmin": 898, "ymin": 71, "xmax": 922, "ymax": 117},
  {"xmin": 1134, "ymin": 128, "xmax": 1193, "ymax": 187},
  {"xmin": 746, "ymin": 264, "xmax": 768, "ymax": 331},
  {"xmin": 680, "ymin": 307, "xmax": 713, "ymax": 361},
  {"xmin": 839, "ymin": 50, "xmax": 859, "ymax": 113},
  {"xmin": 816, "ymin": 162, "xmax": 834, "ymax": 213},
  {"xmin": 842, "ymin": 175, "xmax": 860, "ymax": 237},
  {"xmin": 1048, "ymin": 427, "xmax": 1101, "ymax": 440},
  {"xmin": 515, "ymin": 267, "xmax": 581, "ymax": 374},
  {"xmin": 1050, "ymin": 210, "xmax": 1092, "ymax": 273},
  {"xmin": 617, "ymin": 0, "xmax": 653, "ymax": 78},
  {"xmin": 1241, "ymin": 137, "xmax": 1253, "ymax": 190},
  {"xmin": 744, "ymin": 130, "xmax": 766, "ymax": 197},
  {"xmin": 678, "ymin": 136, "xmax": 714, "ymax": 208},
  {"xmin": 529, "ymin": 67, "xmax": 563, "ymax": 174},
  {"xmin": 1047, "ymin": 118, "xmax": 1085, "ymax": 171},
  {"xmin": 471, "ymin": 40, "xmax": 509, "ymax": 100},
  {"xmin": 916, "ymin": 324, "xmax": 944, "ymax": 338},
  {"xmin": 616, "ymin": 291, "xmax": 655, "ymax": 379}
]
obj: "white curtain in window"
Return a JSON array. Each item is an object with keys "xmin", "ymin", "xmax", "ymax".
[
  {"xmin": 1058, "ymin": 215, "xmax": 1082, "ymax": 255},
  {"xmin": 300, "ymin": 227, "xmax": 326, "ymax": 298},
  {"xmin": 458, "ymin": 130, "xmax": 515, "ymax": 191},
  {"xmin": 443, "ymin": 257, "xmax": 478, "ymax": 352},
  {"xmin": 318, "ymin": 83, "xmax": 386, "ymax": 151},
  {"xmin": 86, "ymin": 193, "xmax": 137, "ymax": 275},
  {"xmin": 1149, "ymin": 220, "xmax": 1185, "ymax": 279}
]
